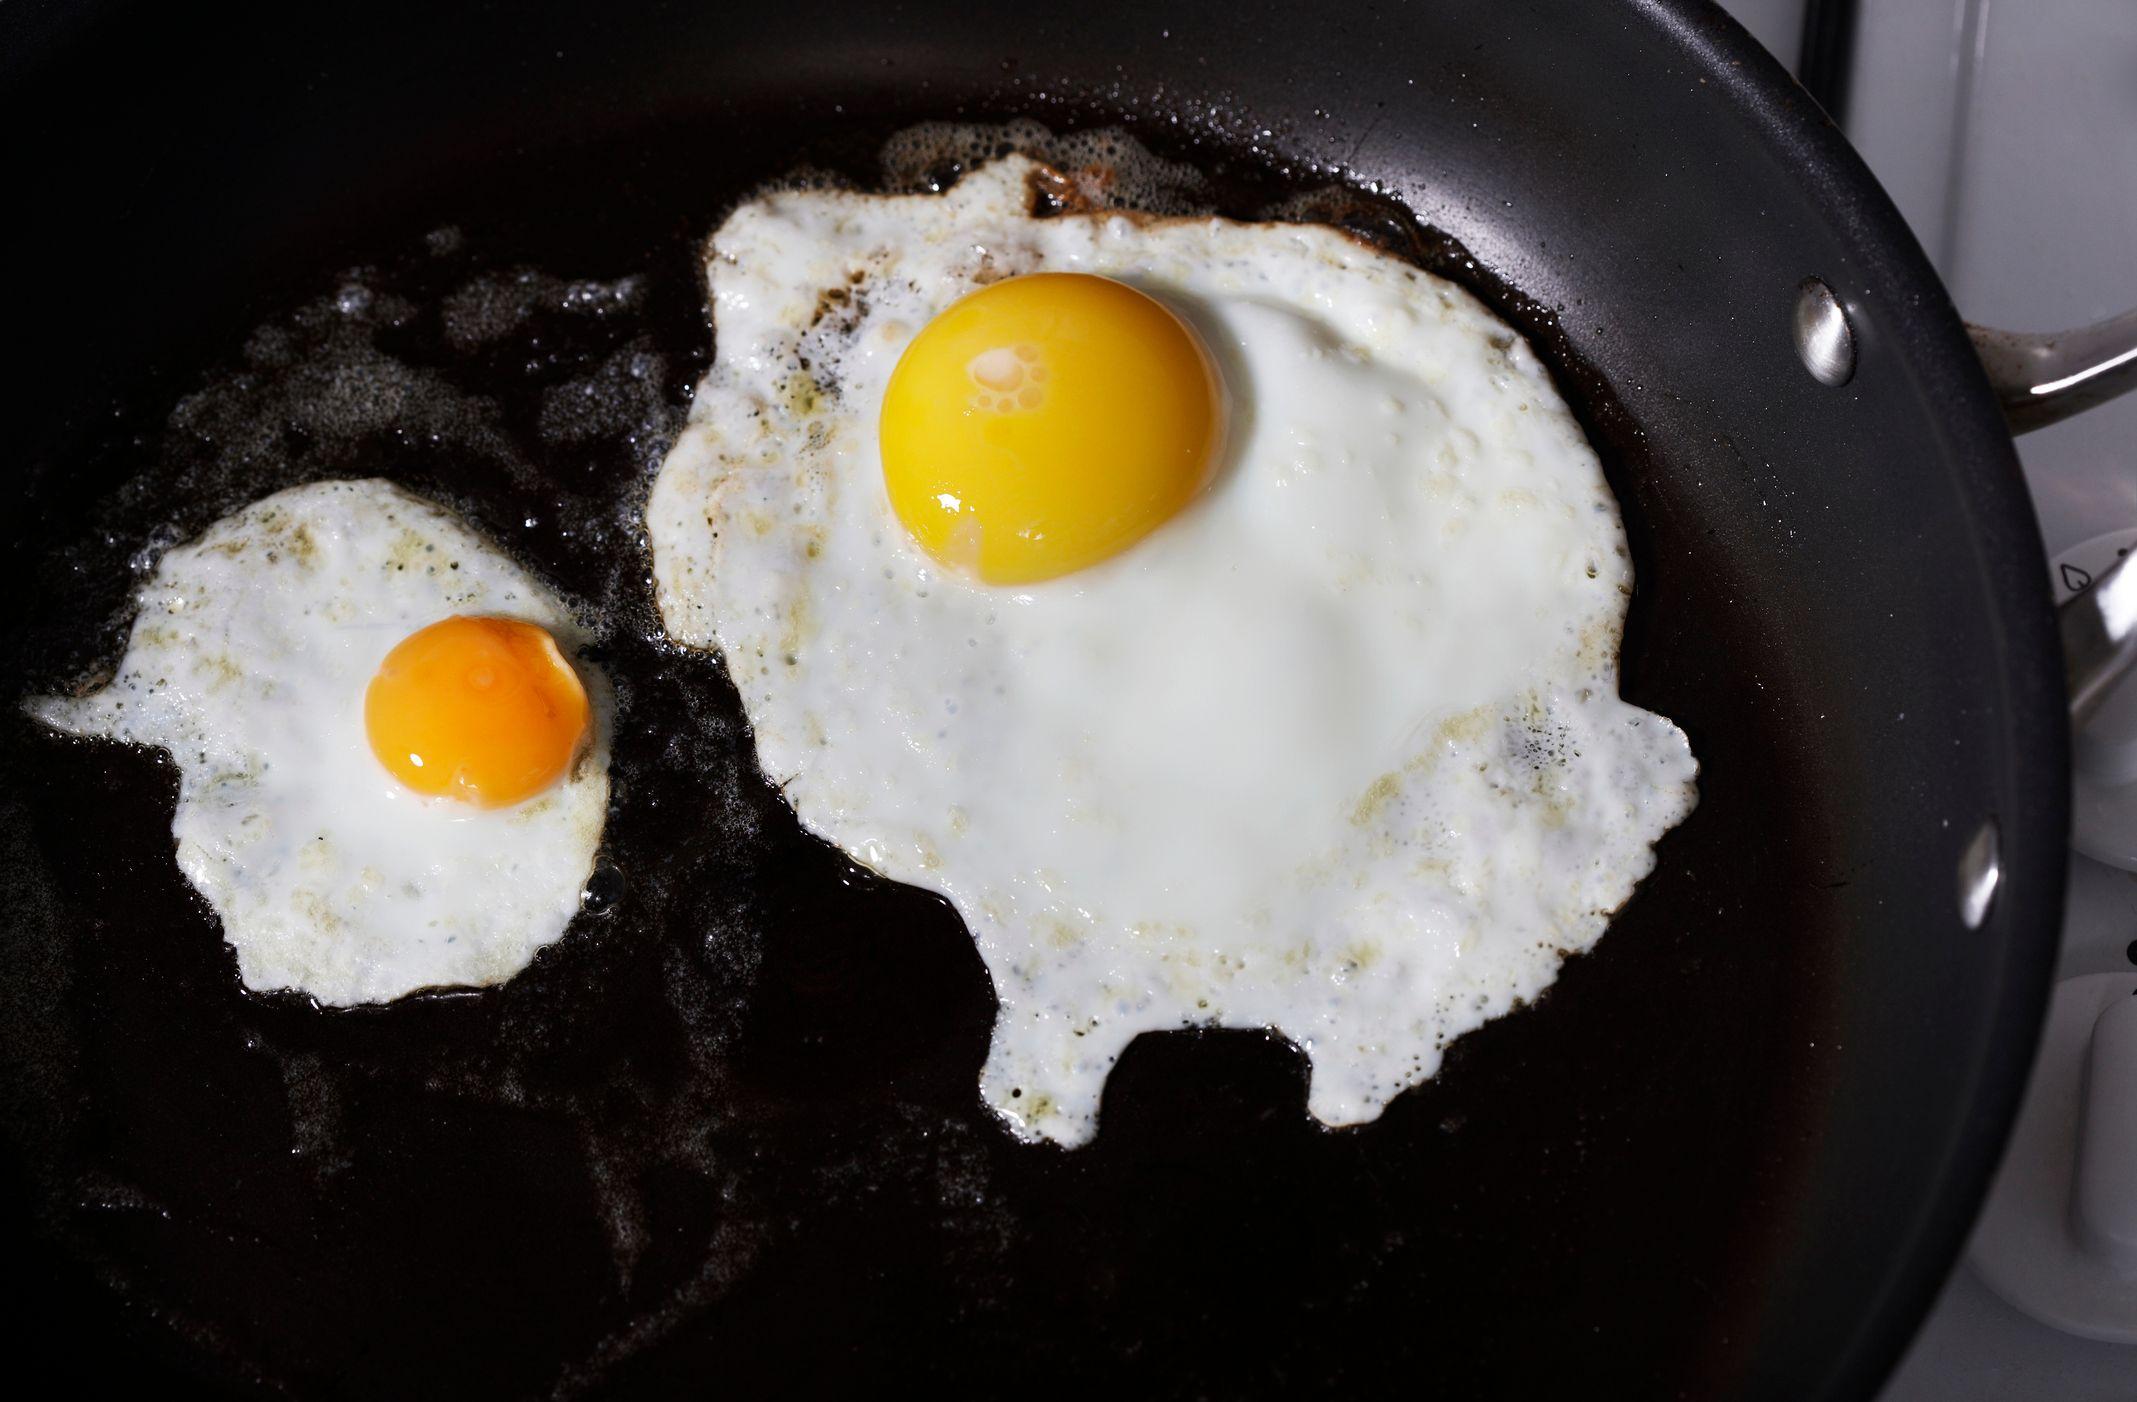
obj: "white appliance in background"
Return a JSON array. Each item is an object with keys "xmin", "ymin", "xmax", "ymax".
[{"xmin": 1716, "ymin": 1, "xmax": 2137, "ymax": 1397}]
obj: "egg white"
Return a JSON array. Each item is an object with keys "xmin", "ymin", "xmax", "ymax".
[
  {"xmin": 31, "ymin": 479, "xmax": 611, "ymax": 1006},
  {"xmin": 649, "ymin": 155, "xmax": 1698, "ymax": 1145}
]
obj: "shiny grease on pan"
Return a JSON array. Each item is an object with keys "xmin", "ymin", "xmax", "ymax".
[{"xmin": 2, "ymin": 120, "xmax": 1665, "ymax": 1395}]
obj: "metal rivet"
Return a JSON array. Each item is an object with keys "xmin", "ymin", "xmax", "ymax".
[
  {"xmin": 1959, "ymin": 819, "xmax": 2003, "ymax": 930},
  {"xmin": 1794, "ymin": 277, "xmax": 1856, "ymax": 387}
]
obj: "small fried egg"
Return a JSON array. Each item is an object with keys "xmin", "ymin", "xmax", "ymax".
[
  {"xmin": 30, "ymin": 479, "xmax": 611, "ymax": 1005},
  {"xmin": 649, "ymin": 153, "xmax": 1698, "ymax": 1146}
]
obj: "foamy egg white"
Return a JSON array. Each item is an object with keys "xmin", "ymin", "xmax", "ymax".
[
  {"xmin": 649, "ymin": 152, "xmax": 1698, "ymax": 1146},
  {"xmin": 30, "ymin": 479, "xmax": 611, "ymax": 1006}
]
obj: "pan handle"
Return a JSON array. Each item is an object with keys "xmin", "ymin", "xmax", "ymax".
[
  {"xmin": 1970, "ymin": 311, "xmax": 2137, "ymax": 434},
  {"xmin": 2063, "ymin": 550, "xmax": 2137, "ymax": 726},
  {"xmin": 1976, "ymin": 310, "xmax": 2137, "ymax": 716}
]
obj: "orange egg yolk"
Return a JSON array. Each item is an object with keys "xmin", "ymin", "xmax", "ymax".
[
  {"xmin": 879, "ymin": 272, "xmax": 1224, "ymax": 584},
  {"xmin": 363, "ymin": 615, "xmax": 590, "ymax": 807}
]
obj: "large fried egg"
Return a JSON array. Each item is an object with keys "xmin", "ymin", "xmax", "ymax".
[
  {"xmin": 31, "ymin": 479, "xmax": 610, "ymax": 1005},
  {"xmin": 649, "ymin": 153, "xmax": 1698, "ymax": 1146}
]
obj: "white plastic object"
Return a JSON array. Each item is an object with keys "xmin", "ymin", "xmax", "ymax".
[
  {"xmin": 2053, "ymin": 530, "xmax": 2137, "ymax": 867},
  {"xmin": 1972, "ymin": 973, "xmax": 2137, "ymax": 1342},
  {"xmin": 2075, "ymin": 991, "xmax": 2137, "ymax": 1276}
]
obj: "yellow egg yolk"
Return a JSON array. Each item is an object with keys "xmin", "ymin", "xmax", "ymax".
[
  {"xmin": 364, "ymin": 615, "xmax": 589, "ymax": 807},
  {"xmin": 879, "ymin": 272, "xmax": 1224, "ymax": 584}
]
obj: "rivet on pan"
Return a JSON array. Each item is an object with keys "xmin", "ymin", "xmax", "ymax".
[
  {"xmin": 1958, "ymin": 818, "xmax": 2003, "ymax": 930},
  {"xmin": 1794, "ymin": 277, "xmax": 1856, "ymax": 387}
]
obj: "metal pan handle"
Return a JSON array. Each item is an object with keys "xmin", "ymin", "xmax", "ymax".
[
  {"xmin": 2061, "ymin": 554, "xmax": 2137, "ymax": 727},
  {"xmin": 1967, "ymin": 311, "xmax": 2137, "ymax": 715},
  {"xmin": 1971, "ymin": 311, "xmax": 2137, "ymax": 435}
]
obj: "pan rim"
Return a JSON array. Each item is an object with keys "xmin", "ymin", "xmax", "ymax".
[{"xmin": 1639, "ymin": 1, "xmax": 2070, "ymax": 1397}]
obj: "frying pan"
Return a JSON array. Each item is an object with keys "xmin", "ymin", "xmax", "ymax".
[{"xmin": 2, "ymin": 0, "xmax": 2127, "ymax": 1396}]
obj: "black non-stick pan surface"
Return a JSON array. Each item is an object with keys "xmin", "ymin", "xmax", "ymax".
[{"xmin": 0, "ymin": 1, "xmax": 2068, "ymax": 1397}]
